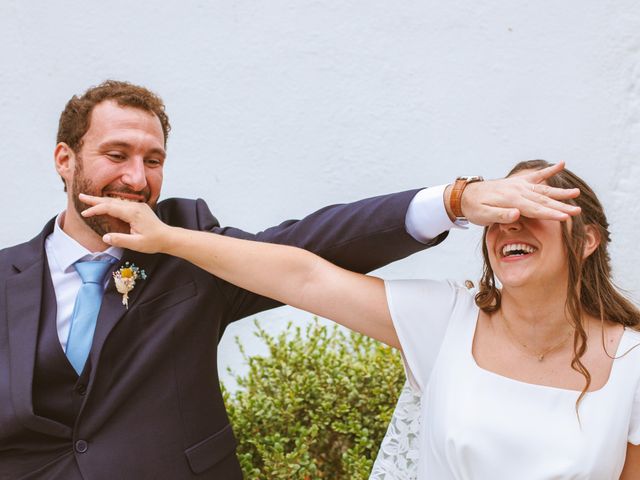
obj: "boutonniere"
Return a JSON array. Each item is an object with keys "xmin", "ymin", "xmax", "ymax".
[{"xmin": 112, "ymin": 262, "xmax": 147, "ymax": 309}]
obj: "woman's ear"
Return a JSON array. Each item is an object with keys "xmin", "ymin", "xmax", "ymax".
[{"xmin": 583, "ymin": 225, "xmax": 601, "ymax": 259}]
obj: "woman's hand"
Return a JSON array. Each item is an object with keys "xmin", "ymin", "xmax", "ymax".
[
  {"xmin": 81, "ymin": 194, "xmax": 399, "ymax": 349},
  {"xmin": 80, "ymin": 193, "xmax": 175, "ymax": 254}
]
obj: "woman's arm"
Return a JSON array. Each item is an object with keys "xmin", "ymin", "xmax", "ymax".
[
  {"xmin": 81, "ymin": 194, "xmax": 400, "ymax": 348},
  {"xmin": 620, "ymin": 443, "xmax": 640, "ymax": 479}
]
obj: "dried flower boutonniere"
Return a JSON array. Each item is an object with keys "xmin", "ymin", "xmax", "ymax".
[{"xmin": 112, "ymin": 262, "xmax": 147, "ymax": 309}]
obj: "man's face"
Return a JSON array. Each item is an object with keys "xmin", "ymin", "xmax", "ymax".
[{"xmin": 65, "ymin": 100, "xmax": 166, "ymax": 236}]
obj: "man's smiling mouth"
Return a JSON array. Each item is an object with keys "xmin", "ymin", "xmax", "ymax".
[{"xmin": 105, "ymin": 192, "xmax": 146, "ymax": 203}]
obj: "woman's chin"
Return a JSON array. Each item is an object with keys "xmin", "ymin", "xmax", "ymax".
[{"xmin": 495, "ymin": 270, "xmax": 535, "ymax": 290}]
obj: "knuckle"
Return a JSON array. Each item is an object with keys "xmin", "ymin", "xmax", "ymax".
[{"xmin": 537, "ymin": 195, "xmax": 552, "ymax": 205}]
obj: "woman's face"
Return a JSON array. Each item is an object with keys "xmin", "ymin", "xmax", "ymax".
[
  {"xmin": 485, "ymin": 215, "xmax": 568, "ymax": 290},
  {"xmin": 485, "ymin": 169, "xmax": 571, "ymax": 291}
]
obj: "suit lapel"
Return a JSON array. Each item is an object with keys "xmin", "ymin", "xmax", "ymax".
[
  {"xmin": 89, "ymin": 250, "xmax": 161, "ymax": 370},
  {"xmin": 6, "ymin": 219, "xmax": 71, "ymax": 438}
]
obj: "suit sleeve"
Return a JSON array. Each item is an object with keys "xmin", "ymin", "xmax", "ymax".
[{"xmin": 156, "ymin": 190, "xmax": 448, "ymax": 327}]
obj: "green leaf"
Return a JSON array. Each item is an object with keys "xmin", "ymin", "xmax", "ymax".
[{"xmin": 221, "ymin": 318, "xmax": 405, "ymax": 479}]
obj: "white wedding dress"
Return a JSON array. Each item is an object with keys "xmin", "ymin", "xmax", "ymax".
[
  {"xmin": 369, "ymin": 279, "xmax": 640, "ymax": 479},
  {"xmin": 370, "ymin": 382, "xmax": 421, "ymax": 479}
]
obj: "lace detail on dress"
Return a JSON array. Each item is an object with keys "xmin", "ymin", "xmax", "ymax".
[{"xmin": 370, "ymin": 381, "xmax": 422, "ymax": 479}]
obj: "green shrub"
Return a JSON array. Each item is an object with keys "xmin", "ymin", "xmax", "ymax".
[{"xmin": 222, "ymin": 319, "xmax": 405, "ymax": 480}]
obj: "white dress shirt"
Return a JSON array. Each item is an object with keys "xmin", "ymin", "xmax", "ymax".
[
  {"xmin": 405, "ymin": 184, "xmax": 464, "ymax": 241},
  {"xmin": 45, "ymin": 213, "xmax": 123, "ymax": 351},
  {"xmin": 44, "ymin": 188, "xmax": 457, "ymax": 350}
]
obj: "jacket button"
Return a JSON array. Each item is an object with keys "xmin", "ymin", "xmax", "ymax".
[
  {"xmin": 76, "ymin": 384, "xmax": 87, "ymax": 395},
  {"xmin": 75, "ymin": 440, "xmax": 88, "ymax": 453}
]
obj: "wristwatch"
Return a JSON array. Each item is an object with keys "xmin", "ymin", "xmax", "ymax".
[{"xmin": 450, "ymin": 175, "xmax": 484, "ymax": 220}]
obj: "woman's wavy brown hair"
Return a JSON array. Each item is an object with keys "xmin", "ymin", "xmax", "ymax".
[{"xmin": 475, "ymin": 160, "xmax": 640, "ymax": 407}]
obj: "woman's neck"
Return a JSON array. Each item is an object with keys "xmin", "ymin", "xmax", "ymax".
[{"xmin": 499, "ymin": 284, "xmax": 575, "ymax": 349}]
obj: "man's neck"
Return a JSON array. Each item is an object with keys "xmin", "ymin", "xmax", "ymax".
[{"xmin": 59, "ymin": 209, "xmax": 110, "ymax": 253}]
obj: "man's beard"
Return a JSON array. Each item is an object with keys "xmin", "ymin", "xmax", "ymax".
[{"xmin": 71, "ymin": 156, "xmax": 154, "ymax": 238}]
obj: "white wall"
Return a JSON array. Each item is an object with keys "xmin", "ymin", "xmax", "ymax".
[{"xmin": 2, "ymin": 1, "xmax": 638, "ymax": 389}]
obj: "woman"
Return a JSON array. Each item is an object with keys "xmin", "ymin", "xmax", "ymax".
[{"xmin": 81, "ymin": 161, "xmax": 640, "ymax": 479}]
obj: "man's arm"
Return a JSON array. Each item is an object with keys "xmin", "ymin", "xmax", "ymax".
[
  {"xmin": 153, "ymin": 162, "xmax": 579, "ymax": 323},
  {"xmin": 158, "ymin": 189, "xmax": 444, "ymax": 323}
]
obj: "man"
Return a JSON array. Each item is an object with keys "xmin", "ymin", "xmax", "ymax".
[{"xmin": 0, "ymin": 80, "xmax": 578, "ymax": 479}]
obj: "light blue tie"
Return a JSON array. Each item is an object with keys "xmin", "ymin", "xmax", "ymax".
[{"xmin": 66, "ymin": 259, "xmax": 114, "ymax": 375}]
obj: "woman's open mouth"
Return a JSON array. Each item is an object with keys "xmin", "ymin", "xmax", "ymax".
[{"xmin": 500, "ymin": 243, "xmax": 538, "ymax": 260}]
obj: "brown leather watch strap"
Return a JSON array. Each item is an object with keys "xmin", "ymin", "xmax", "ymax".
[
  {"xmin": 450, "ymin": 176, "xmax": 484, "ymax": 219},
  {"xmin": 450, "ymin": 179, "xmax": 467, "ymax": 218}
]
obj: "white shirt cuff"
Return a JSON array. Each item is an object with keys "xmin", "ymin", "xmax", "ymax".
[{"xmin": 405, "ymin": 185, "xmax": 468, "ymax": 243}]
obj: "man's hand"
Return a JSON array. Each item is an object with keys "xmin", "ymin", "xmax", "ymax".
[{"xmin": 444, "ymin": 162, "xmax": 581, "ymax": 226}]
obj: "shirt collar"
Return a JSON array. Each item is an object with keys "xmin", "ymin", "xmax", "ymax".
[{"xmin": 48, "ymin": 212, "xmax": 124, "ymax": 273}]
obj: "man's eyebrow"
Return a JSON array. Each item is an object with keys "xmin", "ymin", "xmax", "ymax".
[{"xmin": 100, "ymin": 141, "xmax": 166, "ymax": 158}]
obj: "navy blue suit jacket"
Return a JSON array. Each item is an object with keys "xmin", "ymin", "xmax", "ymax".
[{"xmin": 0, "ymin": 191, "xmax": 446, "ymax": 479}]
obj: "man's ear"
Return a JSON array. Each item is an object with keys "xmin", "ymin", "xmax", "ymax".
[
  {"xmin": 54, "ymin": 142, "xmax": 75, "ymax": 187},
  {"xmin": 583, "ymin": 224, "xmax": 601, "ymax": 259}
]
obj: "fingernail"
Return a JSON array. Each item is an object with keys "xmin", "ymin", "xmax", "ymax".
[{"xmin": 103, "ymin": 234, "xmax": 112, "ymax": 243}]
